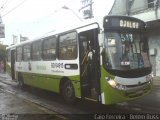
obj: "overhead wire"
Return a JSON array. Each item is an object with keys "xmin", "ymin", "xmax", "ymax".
[
  {"xmin": 0, "ymin": 0, "xmax": 9, "ymax": 9},
  {"xmin": 37, "ymin": 0, "xmax": 74, "ymax": 20},
  {"xmin": 2, "ymin": 0, "xmax": 27, "ymax": 17},
  {"xmin": 0, "ymin": 0, "xmax": 13, "ymax": 13},
  {"xmin": 1, "ymin": 0, "xmax": 80, "ymax": 39}
]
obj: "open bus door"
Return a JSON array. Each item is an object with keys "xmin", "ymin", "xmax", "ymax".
[
  {"xmin": 79, "ymin": 28, "xmax": 101, "ymax": 101},
  {"xmin": 11, "ymin": 49, "xmax": 16, "ymax": 80}
]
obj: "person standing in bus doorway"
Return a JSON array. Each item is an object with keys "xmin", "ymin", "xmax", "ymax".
[{"xmin": 88, "ymin": 41, "xmax": 98, "ymax": 99}]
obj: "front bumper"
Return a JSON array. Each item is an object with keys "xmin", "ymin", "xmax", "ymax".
[{"xmin": 123, "ymin": 81, "xmax": 152, "ymax": 98}]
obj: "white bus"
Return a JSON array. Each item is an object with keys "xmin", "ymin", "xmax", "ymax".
[{"xmin": 6, "ymin": 15, "xmax": 153, "ymax": 105}]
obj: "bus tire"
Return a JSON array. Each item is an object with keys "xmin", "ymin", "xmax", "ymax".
[
  {"xmin": 62, "ymin": 80, "xmax": 76, "ymax": 104},
  {"xmin": 18, "ymin": 74, "xmax": 25, "ymax": 89}
]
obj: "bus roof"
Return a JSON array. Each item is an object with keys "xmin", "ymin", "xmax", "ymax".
[
  {"xmin": 6, "ymin": 15, "xmax": 144, "ymax": 50},
  {"xmin": 6, "ymin": 20, "xmax": 100, "ymax": 50}
]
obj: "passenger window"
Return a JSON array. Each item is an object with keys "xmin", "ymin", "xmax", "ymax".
[
  {"xmin": 43, "ymin": 36, "xmax": 56, "ymax": 60},
  {"xmin": 58, "ymin": 32, "xmax": 77, "ymax": 60},
  {"xmin": 32, "ymin": 41, "xmax": 42, "ymax": 61},
  {"xmin": 16, "ymin": 46, "xmax": 23, "ymax": 62},
  {"xmin": 23, "ymin": 44, "xmax": 31, "ymax": 61}
]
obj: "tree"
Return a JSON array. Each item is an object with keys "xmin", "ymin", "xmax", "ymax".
[{"xmin": 0, "ymin": 44, "xmax": 7, "ymax": 72}]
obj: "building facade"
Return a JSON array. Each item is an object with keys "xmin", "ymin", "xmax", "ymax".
[{"xmin": 109, "ymin": 0, "xmax": 160, "ymax": 76}]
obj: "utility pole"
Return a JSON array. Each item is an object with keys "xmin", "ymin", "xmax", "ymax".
[
  {"xmin": 79, "ymin": 0, "xmax": 94, "ymax": 19},
  {"xmin": 154, "ymin": 0, "xmax": 160, "ymax": 19},
  {"xmin": 126, "ymin": 0, "xmax": 135, "ymax": 16},
  {"xmin": 13, "ymin": 35, "xmax": 18, "ymax": 45},
  {"xmin": 0, "ymin": 15, "xmax": 5, "ymax": 38}
]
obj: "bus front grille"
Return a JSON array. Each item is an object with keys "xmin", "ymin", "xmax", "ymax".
[{"xmin": 124, "ymin": 83, "xmax": 151, "ymax": 98}]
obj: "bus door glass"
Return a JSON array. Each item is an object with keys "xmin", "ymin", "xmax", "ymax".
[
  {"xmin": 79, "ymin": 35, "xmax": 90, "ymax": 97},
  {"xmin": 79, "ymin": 28, "xmax": 100, "ymax": 100}
]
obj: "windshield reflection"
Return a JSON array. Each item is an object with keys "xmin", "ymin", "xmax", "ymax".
[{"xmin": 103, "ymin": 32, "xmax": 151, "ymax": 71}]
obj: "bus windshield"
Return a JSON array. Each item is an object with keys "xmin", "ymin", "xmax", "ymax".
[{"xmin": 103, "ymin": 32, "xmax": 151, "ymax": 72}]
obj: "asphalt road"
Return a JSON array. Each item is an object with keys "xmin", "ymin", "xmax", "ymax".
[
  {"xmin": 0, "ymin": 78, "xmax": 67, "ymax": 120},
  {"xmin": 0, "ymin": 73, "xmax": 160, "ymax": 120}
]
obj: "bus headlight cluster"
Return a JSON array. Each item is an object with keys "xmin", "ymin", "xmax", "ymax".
[
  {"xmin": 146, "ymin": 73, "xmax": 153, "ymax": 83},
  {"xmin": 108, "ymin": 80, "xmax": 117, "ymax": 88},
  {"xmin": 105, "ymin": 77, "xmax": 126, "ymax": 90}
]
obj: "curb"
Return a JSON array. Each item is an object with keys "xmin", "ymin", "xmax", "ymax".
[{"xmin": 0, "ymin": 73, "xmax": 17, "ymax": 85}]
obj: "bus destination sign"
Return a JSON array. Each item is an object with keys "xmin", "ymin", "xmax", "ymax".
[
  {"xmin": 120, "ymin": 20, "xmax": 139, "ymax": 29},
  {"xmin": 103, "ymin": 16, "xmax": 145, "ymax": 30}
]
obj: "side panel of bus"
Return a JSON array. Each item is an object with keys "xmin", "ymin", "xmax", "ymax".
[{"xmin": 16, "ymin": 32, "xmax": 81, "ymax": 98}]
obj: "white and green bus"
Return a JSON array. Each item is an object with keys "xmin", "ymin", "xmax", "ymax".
[{"xmin": 6, "ymin": 15, "xmax": 153, "ymax": 105}]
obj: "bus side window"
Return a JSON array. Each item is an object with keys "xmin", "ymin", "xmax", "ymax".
[
  {"xmin": 23, "ymin": 44, "xmax": 31, "ymax": 61},
  {"xmin": 32, "ymin": 41, "xmax": 42, "ymax": 61},
  {"xmin": 43, "ymin": 36, "xmax": 56, "ymax": 60},
  {"xmin": 16, "ymin": 46, "xmax": 23, "ymax": 62},
  {"xmin": 58, "ymin": 32, "xmax": 77, "ymax": 60}
]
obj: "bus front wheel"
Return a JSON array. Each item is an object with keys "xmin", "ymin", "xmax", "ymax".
[{"xmin": 62, "ymin": 80, "xmax": 76, "ymax": 104}]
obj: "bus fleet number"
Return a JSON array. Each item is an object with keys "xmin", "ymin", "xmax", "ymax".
[{"xmin": 51, "ymin": 63, "xmax": 64, "ymax": 68}]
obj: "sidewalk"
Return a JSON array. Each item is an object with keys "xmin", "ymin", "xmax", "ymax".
[{"xmin": 0, "ymin": 72, "xmax": 17, "ymax": 85}]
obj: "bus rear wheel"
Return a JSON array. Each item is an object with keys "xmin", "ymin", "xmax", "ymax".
[
  {"xmin": 18, "ymin": 74, "xmax": 25, "ymax": 89},
  {"xmin": 62, "ymin": 80, "xmax": 76, "ymax": 104}
]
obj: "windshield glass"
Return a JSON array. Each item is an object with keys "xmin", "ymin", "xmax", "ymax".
[{"xmin": 103, "ymin": 32, "xmax": 151, "ymax": 71}]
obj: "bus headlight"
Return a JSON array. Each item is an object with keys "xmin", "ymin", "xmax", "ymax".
[
  {"xmin": 146, "ymin": 73, "xmax": 153, "ymax": 82},
  {"xmin": 106, "ymin": 77, "xmax": 126, "ymax": 90},
  {"xmin": 108, "ymin": 80, "xmax": 117, "ymax": 88}
]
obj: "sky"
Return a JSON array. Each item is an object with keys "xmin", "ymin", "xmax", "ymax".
[{"xmin": 0, "ymin": 0, "xmax": 115, "ymax": 45}]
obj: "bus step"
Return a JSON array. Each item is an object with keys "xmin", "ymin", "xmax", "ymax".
[{"xmin": 84, "ymin": 97, "xmax": 98, "ymax": 102}]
